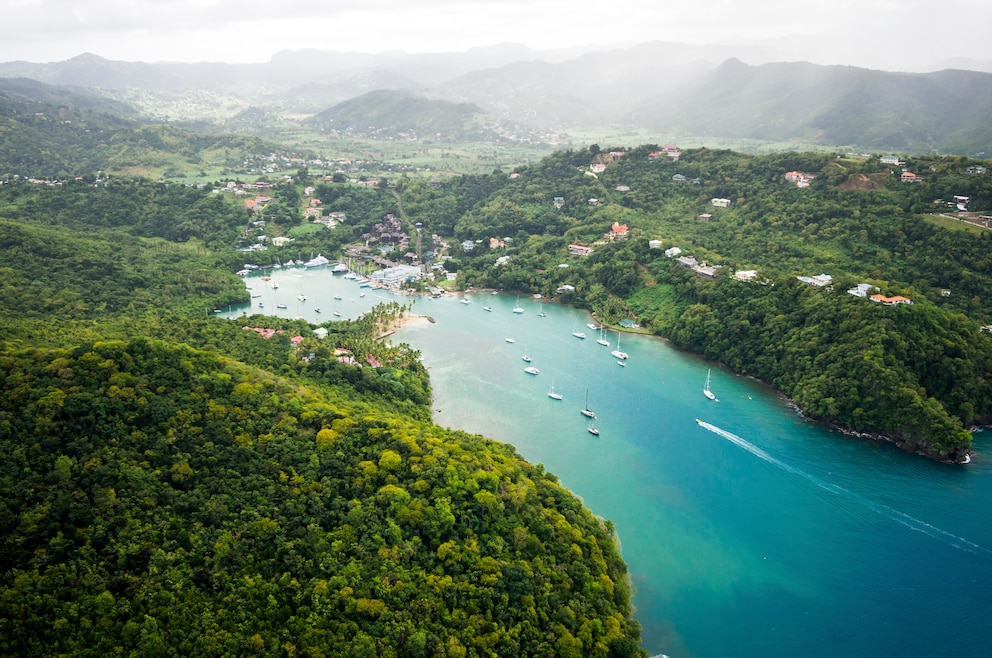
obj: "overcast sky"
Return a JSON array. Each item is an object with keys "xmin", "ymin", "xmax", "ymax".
[{"xmin": 3, "ymin": 0, "xmax": 991, "ymax": 68}]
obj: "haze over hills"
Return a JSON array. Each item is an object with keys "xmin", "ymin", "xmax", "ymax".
[{"xmin": 2, "ymin": 41, "xmax": 992, "ymax": 157}]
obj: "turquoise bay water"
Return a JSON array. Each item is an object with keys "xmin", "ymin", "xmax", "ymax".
[{"xmin": 226, "ymin": 269, "xmax": 992, "ymax": 658}]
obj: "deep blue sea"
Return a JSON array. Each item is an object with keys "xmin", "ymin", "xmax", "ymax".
[{"xmin": 225, "ymin": 267, "xmax": 992, "ymax": 658}]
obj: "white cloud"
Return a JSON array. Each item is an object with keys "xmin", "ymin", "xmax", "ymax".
[{"xmin": 0, "ymin": 0, "xmax": 989, "ymax": 65}]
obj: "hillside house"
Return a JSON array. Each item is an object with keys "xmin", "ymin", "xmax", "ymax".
[
  {"xmin": 870, "ymin": 294, "xmax": 913, "ymax": 305},
  {"xmin": 880, "ymin": 155, "xmax": 903, "ymax": 165},
  {"xmin": 672, "ymin": 173, "xmax": 686, "ymax": 183},
  {"xmin": 696, "ymin": 263, "xmax": 721, "ymax": 278},
  {"xmin": 610, "ymin": 222, "xmax": 629, "ymax": 239},
  {"xmin": 590, "ymin": 163, "xmax": 607, "ymax": 174},
  {"xmin": 786, "ymin": 171, "xmax": 816, "ymax": 187},
  {"xmin": 798, "ymin": 273, "xmax": 833, "ymax": 287},
  {"xmin": 615, "ymin": 185, "xmax": 631, "ymax": 193},
  {"xmin": 735, "ymin": 269, "xmax": 758, "ymax": 281},
  {"xmin": 901, "ymin": 171, "xmax": 922, "ymax": 183},
  {"xmin": 649, "ymin": 239, "xmax": 663, "ymax": 250},
  {"xmin": 553, "ymin": 196, "xmax": 565, "ymax": 209},
  {"xmin": 665, "ymin": 246, "xmax": 682, "ymax": 258},
  {"xmin": 711, "ymin": 198, "xmax": 731, "ymax": 208},
  {"xmin": 568, "ymin": 244, "xmax": 594, "ymax": 256},
  {"xmin": 847, "ymin": 283, "xmax": 877, "ymax": 297},
  {"xmin": 698, "ymin": 213, "xmax": 713, "ymax": 222}
]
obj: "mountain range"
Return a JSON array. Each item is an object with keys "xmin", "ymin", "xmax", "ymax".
[{"xmin": 2, "ymin": 42, "xmax": 992, "ymax": 156}]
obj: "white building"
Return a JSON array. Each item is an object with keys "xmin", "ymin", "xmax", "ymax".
[
  {"xmin": 847, "ymin": 283, "xmax": 876, "ymax": 297},
  {"xmin": 370, "ymin": 264, "xmax": 422, "ymax": 287}
]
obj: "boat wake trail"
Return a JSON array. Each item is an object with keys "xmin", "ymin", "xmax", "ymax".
[{"xmin": 695, "ymin": 419, "xmax": 992, "ymax": 559}]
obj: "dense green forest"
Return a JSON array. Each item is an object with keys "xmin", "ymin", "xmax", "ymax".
[{"xmin": 0, "ymin": 338, "xmax": 641, "ymax": 656}]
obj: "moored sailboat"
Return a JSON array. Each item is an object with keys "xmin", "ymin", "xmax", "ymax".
[
  {"xmin": 611, "ymin": 332, "xmax": 628, "ymax": 360},
  {"xmin": 704, "ymin": 369, "xmax": 718, "ymax": 401},
  {"xmin": 580, "ymin": 390, "xmax": 596, "ymax": 419}
]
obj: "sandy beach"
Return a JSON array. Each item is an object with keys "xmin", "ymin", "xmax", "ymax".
[{"xmin": 377, "ymin": 314, "xmax": 433, "ymax": 339}]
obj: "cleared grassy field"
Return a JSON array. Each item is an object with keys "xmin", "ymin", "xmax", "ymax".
[{"xmin": 926, "ymin": 213, "xmax": 989, "ymax": 235}]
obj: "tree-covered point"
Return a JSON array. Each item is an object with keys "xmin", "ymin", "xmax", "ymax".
[{"xmin": 0, "ymin": 338, "xmax": 644, "ymax": 657}]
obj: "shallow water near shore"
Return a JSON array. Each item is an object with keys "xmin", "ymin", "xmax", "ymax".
[{"xmin": 226, "ymin": 270, "xmax": 992, "ymax": 657}]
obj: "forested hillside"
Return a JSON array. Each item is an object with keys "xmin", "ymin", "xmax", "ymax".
[
  {"xmin": 0, "ymin": 170, "xmax": 646, "ymax": 655},
  {"xmin": 0, "ymin": 81, "xmax": 281, "ymax": 179},
  {"xmin": 0, "ymin": 338, "xmax": 641, "ymax": 656},
  {"xmin": 308, "ymin": 90, "xmax": 528, "ymax": 143},
  {"xmin": 636, "ymin": 60, "xmax": 992, "ymax": 154}
]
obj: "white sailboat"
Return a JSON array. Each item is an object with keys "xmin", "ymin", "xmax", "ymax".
[
  {"xmin": 548, "ymin": 379, "xmax": 563, "ymax": 400},
  {"xmin": 512, "ymin": 296, "xmax": 524, "ymax": 314},
  {"xmin": 704, "ymin": 369, "xmax": 718, "ymax": 401},
  {"xmin": 587, "ymin": 422, "xmax": 600, "ymax": 436},
  {"xmin": 572, "ymin": 324, "xmax": 587, "ymax": 339},
  {"xmin": 580, "ymin": 390, "xmax": 596, "ymax": 419},
  {"xmin": 537, "ymin": 303, "xmax": 546, "ymax": 317},
  {"xmin": 596, "ymin": 326, "xmax": 610, "ymax": 346},
  {"xmin": 611, "ymin": 332, "xmax": 628, "ymax": 360},
  {"xmin": 522, "ymin": 346, "xmax": 532, "ymax": 363}
]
